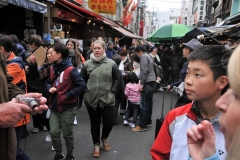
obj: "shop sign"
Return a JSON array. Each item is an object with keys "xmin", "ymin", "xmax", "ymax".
[
  {"xmin": 198, "ymin": 0, "xmax": 206, "ymax": 22},
  {"xmin": 57, "ymin": 9, "xmax": 82, "ymax": 23},
  {"xmin": 88, "ymin": 0, "xmax": 116, "ymax": 15},
  {"xmin": 74, "ymin": 0, "xmax": 84, "ymax": 5},
  {"xmin": 23, "ymin": 10, "xmax": 36, "ymax": 42}
]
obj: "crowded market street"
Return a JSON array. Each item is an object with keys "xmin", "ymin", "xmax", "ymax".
[{"xmin": 21, "ymin": 91, "xmax": 174, "ymax": 160}]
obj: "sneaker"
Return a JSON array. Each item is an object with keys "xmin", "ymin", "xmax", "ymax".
[
  {"xmin": 123, "ymin": 116, "xmax": 125, "ymax": 119},
  {"xmin": 93, "ymin": 144, "xmax": 100, "ymax": 158},
  {"xmin": 132, "ymin": 126, "xmax": 147, "ymax": 132},
  {"xmin": 101, "ymin": 137, "xmax": 110, "ymax": 151},
  {"xmin": 120, "ymin": 109, "xmax": 126, "ymax": 115},
  {"xmin": 51, "ymin": 146, "xmax": 55, "ymax": 151},
  {"xmin": 43, "ymin": 126, "xmax": 48, "ymax": 131},
  {"xmin": 147, "ymin": 123, "xmax": 152, "ymax": 127},
  {"xmin": 54, "ymin": 153, "xmax": 64, "ymax": 160},
  {"xmin": 65, "ymin": 153, "xmax": 75, "ymax": 160},
  {"xmin": 32, "ymin": 128, "xmax": 39, "ymax": 133},
  {"xmin": 123, "ymin": 120, "xmax": 129, "ymax": 126},
  {"xmin": 73, "ymin": 116, "xmax": 77, "ymax": 125},
  {"xmin": 45, "ymin": 133, "xmax": 52, "ymax": 142},
  {"xmin": 129, "ymin": 123, "xmax": 135, "ymax": 128}
]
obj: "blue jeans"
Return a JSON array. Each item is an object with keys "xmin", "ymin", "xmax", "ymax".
[
  {"xmin": 139, "ymin": 81, "xmax": 156, "ymax": 128},
  {"xmin": 15, "ymin": 125, "xmax": 30, "ymax": 160}
]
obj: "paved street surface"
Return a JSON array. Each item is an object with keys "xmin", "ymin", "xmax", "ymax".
[{"xmin": 21, "ymin": 91, "xmax": 177, "ymax": 160}]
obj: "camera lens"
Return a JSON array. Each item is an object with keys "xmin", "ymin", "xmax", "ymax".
[{"xmin": 29, "ymin": 100, "xmax": 38, "ymax": 109}]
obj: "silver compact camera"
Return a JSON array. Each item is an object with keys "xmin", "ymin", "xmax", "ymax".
[
  {"xmin": 171, "ymin": 86, "xmax": 183, "ymax": 98},
  {"xmin": 18, "ymin": 97, "xmax": 39, "ymax": 109}
]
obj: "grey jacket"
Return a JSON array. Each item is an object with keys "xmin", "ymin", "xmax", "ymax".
[{"xmin": 140, "ymin": 53, "xmax": 156, "ymax": 86}]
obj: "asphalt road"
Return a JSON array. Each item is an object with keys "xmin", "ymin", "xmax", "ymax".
[{"xmin": 21, "ymin": 91, "xmax": 177, "ymax": 160}]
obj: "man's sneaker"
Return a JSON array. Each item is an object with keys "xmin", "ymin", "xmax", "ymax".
[
  {"xmin": 54, "ymin": 153, "xmax": 64, "ymax": 160},
  {"xmin": 45, "ymin": 133, "xmax": 52, "ymax": 142},
  {"xmin": 120, "ymin": 110, "xmax": 126, "ymax": 115},
  {"xmin": 129, "ymin": 123, "xmax": 135, "ymax": 128},
  {"xmin": 132, "ymin": 126, "xmax": 147, "ymax": 132},
  {"xmin": 51, "ymin": 146, "xmax": 55, "ymax": 151},
  {"xmin": 101, "ymin": 137, "xmax": 110, "ymax": 151},
  {"xmin": 65, "ymin": 153, "xmax": 75, "ymax": 160},
  {"xmin": 147, "ymin": 123, "xmax": 152, "ymax": 127},
  {"xmin": 43, "ymin": 126, "xmax": 48, "ymax": 131},
  {"xmin": 32, "ymin": 128, "xmax": 39, "ymax": 133},
  {"xmin": 123, "ymin": 120, "xmax": 129, "ymax": 126},
  {"xmin": 93, "ymin": 144, "xmax": 100, "ymax": 158},
  {"xmin": 73, "ymin": 116, "xmax": 77, "ymax": 125}
]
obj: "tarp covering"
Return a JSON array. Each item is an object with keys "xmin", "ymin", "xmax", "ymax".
[{"xmin": 2, "ymin": 0, "xmax": 47, "ymax": 13}]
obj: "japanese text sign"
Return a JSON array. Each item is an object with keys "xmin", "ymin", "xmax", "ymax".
[
  {"xmin": 88, "ymin": 0, "xmax": 116, "ymax": 15},
  {"xmin": 197, "ymin": 0, "xmax": 206, "ymax": 22}
]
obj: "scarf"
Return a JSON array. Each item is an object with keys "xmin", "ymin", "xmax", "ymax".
[
  {"xmin": 52, "ymin": 58, "xmax": 72, "ymax": 76},
  {"xmin": 149, "ymin": 53, "xmax": 160, "ymax": 62},
  {"xmin": 119, "ymin": 56, "xmax": 128, "ymax": 71},
  {"xmin": 90, "ymin": 52, "xmax": 106, "ymax": 62}
]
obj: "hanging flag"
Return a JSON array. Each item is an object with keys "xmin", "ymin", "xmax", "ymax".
[
  {"xmin": 88, "ymin": 0, "xmax": 116, "ymax": 15},
  {"xmin": 121, "ymin": 0, "xmax": 138, "ymax": 26}
]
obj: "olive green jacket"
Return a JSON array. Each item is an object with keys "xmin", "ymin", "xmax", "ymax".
[
  {"xmin": 81, "ymin": 57, "xmax": 120, "ymax": 109},
  {"xmin": 0, "ymin": 51, "xmax": 24, "ymax": 160}
]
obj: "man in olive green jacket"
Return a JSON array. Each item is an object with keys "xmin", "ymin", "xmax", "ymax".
[{"xmin": 0, "ymin": 50, "xmax": 48, "ymax": 160}]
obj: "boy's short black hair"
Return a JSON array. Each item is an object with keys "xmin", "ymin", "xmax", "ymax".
[
  {"xmin": 126, "ymin": 72, "xmax": 139, "ymax": 84},
  {"xmin": 112, "ymin": 54, "xmax": 121, "ymax": 66},
  {"xmin": 0, "ymin": 34, "xmax": 14, "ymax": 53},
  {"xmin": 53, "ymin": 43, "xmax": 69, "ymax": 59},
  {"xmin": 135, "ymin": 45, "xmax": 146, "ymax": 53},
  {"xmin": 188, "ymin": 46, "xmax": 232, "ymax": 94}
]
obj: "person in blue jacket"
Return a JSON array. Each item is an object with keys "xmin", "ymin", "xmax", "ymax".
[
  {"xmin": 166, "ymin": 38, "xmax": 202, "ymax": 107},
  {"xmin": 106, "ymin": 41, "xmax": 116, "ymax": 59}
]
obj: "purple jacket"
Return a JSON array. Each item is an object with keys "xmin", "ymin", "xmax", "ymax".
[{"xmin": 124, "ymin": 82, "xmax": 141, "ymax": 103}]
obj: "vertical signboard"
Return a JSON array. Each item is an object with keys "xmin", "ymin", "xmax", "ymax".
[
  {"xmin": 88, "ymin": 0, "xmax": 116, "ymax": 15},
  {"xmin": 198, "ymin": 0, "xmax": 206, "ymax": 22}
]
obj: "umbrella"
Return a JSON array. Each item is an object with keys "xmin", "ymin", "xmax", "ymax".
[{"xmin": 147, "ymin": 24, "xmax": 194, "ymax": 42}]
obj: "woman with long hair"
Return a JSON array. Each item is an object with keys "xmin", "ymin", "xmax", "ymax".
[{"xmin": 66, "ymin": 39, "xmax": 85, "ymax": 125}]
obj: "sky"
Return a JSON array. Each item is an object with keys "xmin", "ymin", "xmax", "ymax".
[{"xmin": 147, "ymin": 0, "xmax": 183, "ymax": 12}]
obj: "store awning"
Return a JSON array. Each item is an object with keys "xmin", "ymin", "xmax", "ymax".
[
  {"xmin": 103, "ymin": 18, "xmax": 142, "ymax": 39},
  {"xmin": 59, "ymin": 0, "xmax": 142, "ymax": 39},
  {"xmin": 200, "ymin": 25, "xmax": 235, "ymax": 33},
  {"xmin": 59, "ymin": 0, "xmax": 103, "ymax": 20},
  {"xmin": 2, "ymin": 0, "xmax": 47, "ymax": 13}
]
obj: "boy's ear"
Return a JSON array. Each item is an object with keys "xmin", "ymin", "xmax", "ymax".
[{"xmin": 217, "ymin": 76, "xmax": 228, "ymax": 90}]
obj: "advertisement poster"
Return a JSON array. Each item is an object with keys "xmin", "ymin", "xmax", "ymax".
[{"xmin": 88, "ymin": 0, "xmax": 116, "ymax": 15}]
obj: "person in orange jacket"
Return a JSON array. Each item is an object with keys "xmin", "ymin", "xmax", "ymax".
[{"xmin": 2, "ymin": 34, "xmax": 30, "ymax": 160}]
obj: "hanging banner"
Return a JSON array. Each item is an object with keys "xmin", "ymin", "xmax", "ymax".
[{"xmin": 88, "ymin": 0, "xmax": 116, "ymax": 15}]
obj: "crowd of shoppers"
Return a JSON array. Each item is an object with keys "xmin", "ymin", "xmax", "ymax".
[{"xmin": 2, "ymin": 31, "xmax": 240, "ymax": 160}]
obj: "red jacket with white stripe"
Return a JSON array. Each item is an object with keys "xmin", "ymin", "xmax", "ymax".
[{"xmin": 150, "ymin": 103, "xmax": 227, "ymax": 160}]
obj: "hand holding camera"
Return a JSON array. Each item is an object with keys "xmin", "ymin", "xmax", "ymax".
[{"xmin": 15, "ymin": 93, "xmax": 48, "ymax": 114}]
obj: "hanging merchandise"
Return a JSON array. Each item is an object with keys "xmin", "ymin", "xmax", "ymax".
[
  {"xmin": 121, "ymin": 0, "xmax": 138, "ymax": 26},
  {"xmin": 88, "ymin": 0, "xmax": 116, "ymax": 15}
]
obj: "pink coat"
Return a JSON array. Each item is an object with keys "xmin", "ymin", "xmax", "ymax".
[{"xmin": 124, "ymin": 82, "xmax": 141, "ymax": 103}]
